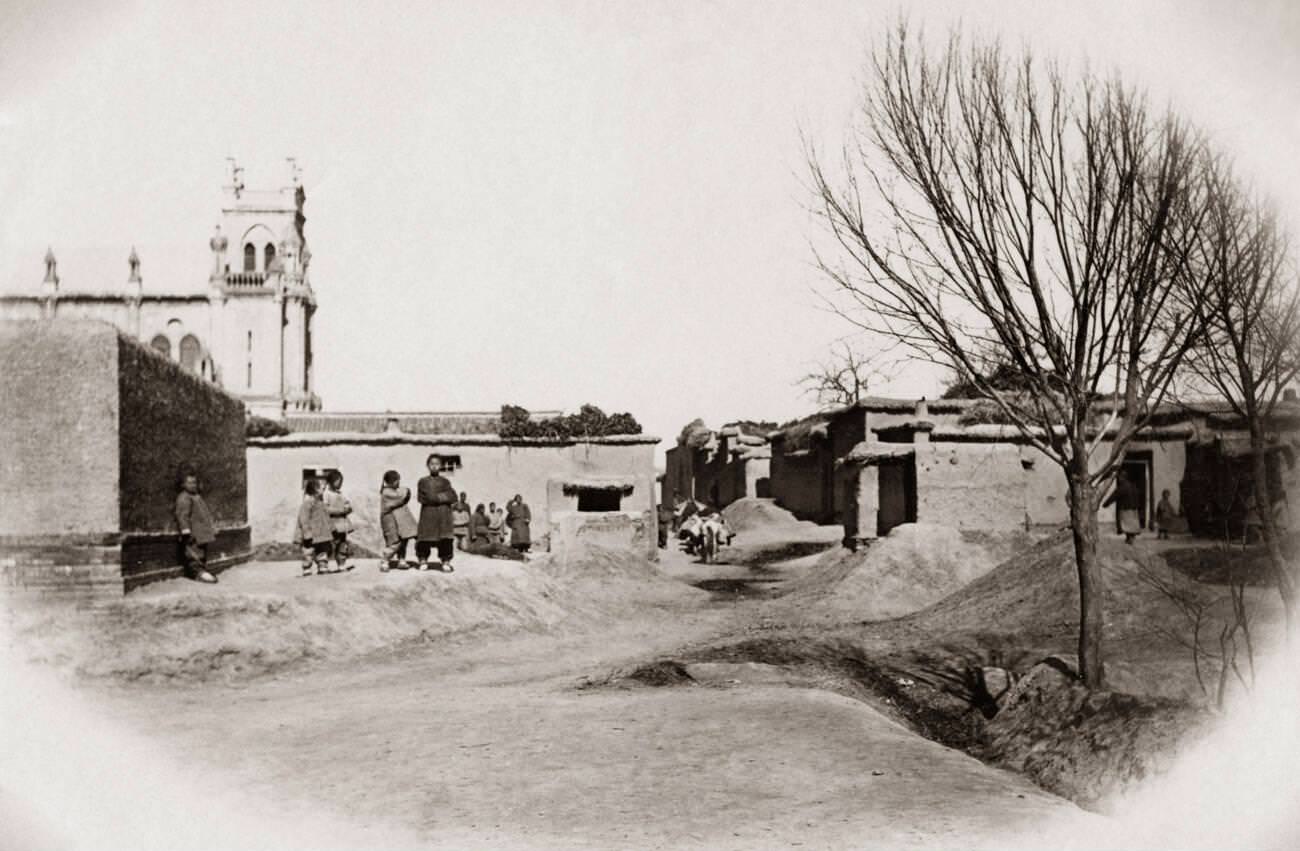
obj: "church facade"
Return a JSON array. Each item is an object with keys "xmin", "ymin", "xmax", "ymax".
[{"xmin": 0, "ymin": 161, "xmax": 321, "ymax": 418}]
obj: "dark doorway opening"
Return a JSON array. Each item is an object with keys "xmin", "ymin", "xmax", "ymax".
[
  {"xmin": 577, "ymin": 489, "xmax": 622, "ymax": 512},
  {"xmin": 876, "ymin": 457, "xmax": 917, "ymax": 536}
]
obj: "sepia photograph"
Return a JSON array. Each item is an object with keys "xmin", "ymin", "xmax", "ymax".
[{"xmin": 2, "ymin": 1, "xmax": 1299, "ymax": 848}]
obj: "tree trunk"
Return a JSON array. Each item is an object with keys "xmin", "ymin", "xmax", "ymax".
[
  {"xmin": 1068, "ymin": 473, "xmax": 1106, "ymax": 689},
  {"xmin": 1250, "ymin": 421, "xmax": 1296, "ymax": 635}
]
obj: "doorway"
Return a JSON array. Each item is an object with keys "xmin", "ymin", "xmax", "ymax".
[
  {"xmin": 877, "ymin": 458, "xmax": 917, "ymax": 536},
  {"xmin": 1118, "ymin": 451, "xmax": 1154, "ymax": 531}
]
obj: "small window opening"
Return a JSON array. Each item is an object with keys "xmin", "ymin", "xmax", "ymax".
[
  {"xmin": 432, "ymin": 455, "xmax": 462, "ymax": 472},
  {"xmin": 576, "ymin": 488, "xmax": 622, "ymax": 512},
  {"xmin": 243, "ymin": 243, "xmax": 256, "ymax": 272},
  {"xmin": 264, "ymin": 242, "xmax": 276, "ymax": 270},
  {"xmin": 150, "ymin": 335, "xmax": 171, "ymax": 359},
  {"xmin": 302, "ymin": 467, "xmax": 339, "ymax": 490}
]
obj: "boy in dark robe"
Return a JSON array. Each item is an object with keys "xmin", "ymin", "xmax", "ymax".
[{"xmin": 416, "ymin": 454, "xmax": 458, "ymax": 571}]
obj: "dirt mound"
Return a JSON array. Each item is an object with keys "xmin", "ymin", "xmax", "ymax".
[
  {"xmin": 911, "ymin": 532, "xmax": 1188, "ymax": 638},
  {"xmin": 981, "ymin": 655, "xmax": 1211, "ymax": 811},
  {"xmin": 536, "ymin": 545, "xmax": 708, "ymax": 608},
  {"xmin": 781, "ymin": 524, "xmax": 1040, "ymax": 621},
  {"xmin": 10, "ymin": 548, "xmax": 703, "ymax": 684},
  {"xmin": 722, "ymin": 498, "xmax": 807, "ymax": 532}
]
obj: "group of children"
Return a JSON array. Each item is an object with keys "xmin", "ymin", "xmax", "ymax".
[
  {"xmin": 293, "ymin": 458, "xmax": 534, "ymax": 577},
  {"xmin": 294, "ymin": 470, "xmax": 357, "ymax": 576}
]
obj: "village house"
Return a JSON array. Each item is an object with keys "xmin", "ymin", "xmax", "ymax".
[
  {"xmin": 769, "ymin": 396, "xmax": 1300, "ymax": 548},
  {"xmin": 662, "ymin": 420, "xmax": 771, "ymax": 509}
]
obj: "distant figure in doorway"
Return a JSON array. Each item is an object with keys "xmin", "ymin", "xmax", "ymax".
[
  {"xmin": 295, "ymin": 478, "xmax": 334, "ymax": 576},
  {"xmin": 379, "ymin": 470, "xmax": 418, "ymax": 571},
  {"xmin": 657, "ymin": 499, "xmax": 675, "ymax": 548},
  {"xmin": 452, "ymin": 491, "xmax": 472, "ymax": 551},
  {"xmin": 417, "ymin": 455, "xmax": 457, "ymax": 571},
  {"xmin": 175, "ymin": 469, "xmax": 218, "ymax": 584},
  {"xmin": 1155, "ymin": 489, "xmax": 1179, "ymax": 540},
  {"xmin": 1104, "ymin": 470, "xmax": 1142, "ymax": 545},
  {"xmin": 324, "ymin": 470, "xmax": 355, "ymax": 571},
  {"xmin": 488, "ymin": 501, "xmax": 506, "ymax": 544},
  {"xmin": 506, "ymin": 494, "xmax": 532, "ymax": 553}
]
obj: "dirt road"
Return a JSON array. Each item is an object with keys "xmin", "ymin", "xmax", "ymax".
[{"xmin": 6, "ymin": 544, "xmax": 1099, "ymax": 851}]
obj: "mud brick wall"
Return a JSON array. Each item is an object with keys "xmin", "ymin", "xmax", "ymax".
[
  {"xmin": 0, "ymin": 321, "xmax": 121, "ymax": 537},
  {"xmin": 117, "ymin": 335, "xmax": 248, "ymax": 534},
  {"xmin": 246, "ymin": 436, "xmax": 658, "ymax": 556},
  {"xmin": 770, "ymin": 445, "xmax": 831, "ymax": 523}
]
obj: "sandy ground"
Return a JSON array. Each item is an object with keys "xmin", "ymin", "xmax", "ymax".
[{"xmin": 0, "ymin": 543, "xmax": 1104, "ymax": 851}]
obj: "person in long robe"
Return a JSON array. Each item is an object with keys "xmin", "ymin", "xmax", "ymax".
[
  {"xmin": 1103, "ymin": 470, "xmax": 1143, "ymax": 544},
  {"xmin": 506, "ymin": 494, "xmax": 532, "ymax": 553},
  {"xmin": 416, "ymin": 455, "xmax": 458, "ymax": 571},
  {"xmin": 175, "ymin": 470, "xmax": 218, "ymax": 584}
]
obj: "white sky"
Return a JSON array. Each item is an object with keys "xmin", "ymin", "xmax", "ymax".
[{"xmin": 2, "ymin": 0, "xmax": 1298, "ymax": 461}]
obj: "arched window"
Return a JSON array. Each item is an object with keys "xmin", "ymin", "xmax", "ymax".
[
  {"xmin": 264, "ymin": 242, "xmax": 276, "ymax": 270},
  {"xmin": 243, "ymin": 243, "xmax": 256, "ymax": 272},
  {"xmin": 151, "ymin": 335, "xmax": 171, "ymax": 359},
  {"xmin": 179, "ymin": 335, "xmax": 201, "ymax": 372}
]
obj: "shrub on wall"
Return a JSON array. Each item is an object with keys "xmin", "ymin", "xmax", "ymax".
[
  {"xmin": 246, "ymin": 415, "xmax": 290, "ymax": 438},
  {"xmin": 499, "ymin": 404, "xmax": 643, "ymax": 439},
  {"xmin": 117, "ymin": 337, "xmax": 248, "ymax": 532}
]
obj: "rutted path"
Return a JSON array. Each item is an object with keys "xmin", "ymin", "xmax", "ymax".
[{"xmin": 26, "ymin": 542, "xmax": 1102, "ymax": 851}]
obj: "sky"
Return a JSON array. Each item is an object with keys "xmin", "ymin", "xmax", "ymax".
[{"xmin": 2, "ymin": 0, "xmax": 1299, "ymax": 462}]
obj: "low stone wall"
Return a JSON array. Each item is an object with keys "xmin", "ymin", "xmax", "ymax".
[{"xmin": 547, "ymin": 512, "xmax": 655, "ymax": 560}]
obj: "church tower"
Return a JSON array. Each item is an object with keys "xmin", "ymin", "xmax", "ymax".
[{"xmin": 208, "ymin": 158, "xmax": 321, "ymax": 417}]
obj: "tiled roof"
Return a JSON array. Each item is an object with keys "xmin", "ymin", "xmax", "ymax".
[{"xmin": 284, "ymin": 410, "xmax": 564, "ymax": 435}]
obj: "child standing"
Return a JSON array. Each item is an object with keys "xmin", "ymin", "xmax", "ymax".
[
  {"xmin": 379, "ymin": 470, "xmax": 418, "ymax": 571},
  {"xmin": 324, "ymin": 470, "xmax": 355, "ymax": 571},
  {"xmin": 487, "ymin": 501, "xmax": 505, "ymax": 544},
  {"xmin": 175, "ymin": 469, "xmax": 218, "ymax": 584},
  {"xmin": 452, "ymin": 491, "xmax": 471, "ymax": 551},
  {"xmin": 295, "ymin": 478, "xmax": 334, "ymax": 576},
  {"xmin": 1155, "ymin": 489, "xmax": 1178, "ymax": 540}
]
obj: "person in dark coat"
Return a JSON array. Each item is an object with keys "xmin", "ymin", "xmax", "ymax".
[
  {"xmin": 417, "ymin": 454, "xmax": 458, "ymax": 571},
  {"xmin": 506, "ymin": 494, "xmax": 532, "ymax": 553},
  {"xmin": 1103, "ymin": 470, "xmax": 1143, "ymax": 544},
  {"xmin": 175, "ymin": 470, "xmax": 218, "ymax": 583},
  {"xmin": 469, "ymin": 503, "xmax": 492, "ymax": 545},
  {"xmin": 657, "ymin": 499, "xmax": 675, "ymax": 548}
]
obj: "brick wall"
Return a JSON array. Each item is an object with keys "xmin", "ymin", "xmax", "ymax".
[
  {"xmin": 117, "ymin": 336, "xmax": 248, "ymax": 534},
  {"xmin": 0, "ymin": 320, "xmax": 251, "ymax": 595},
  {"xmin": 0, "ymin": 321, "xmax": 121, "ymax": 537}
]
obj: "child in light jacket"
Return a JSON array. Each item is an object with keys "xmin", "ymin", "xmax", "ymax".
[
  {"xmin": 324, "ymin": 470, "xmax": 355, "ymax": 571},
  {"xmin": 295, "ymin": 478, "xmax": 334, "ymax": 576},
  {"xmin": 379, "ymin": 470, "xmax": 418, "ymax": 571}
]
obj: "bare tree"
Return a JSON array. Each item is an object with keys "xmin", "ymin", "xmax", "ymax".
[
  {"xmin": 799, "ymin": 341, "xmax": 887, "ymax": 408},
  {"xmin": 1180, "ymin": 166, "xmax": 1300, "ymax": 631},
  {"xmin": 807, "ymin": 25, "xmax": 1209, "ymax": 687}
]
